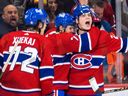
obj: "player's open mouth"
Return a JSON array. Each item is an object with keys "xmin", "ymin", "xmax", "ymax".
[{"xmin": 85, "ymin": 21, "xmax": 91, "ymax": 26}]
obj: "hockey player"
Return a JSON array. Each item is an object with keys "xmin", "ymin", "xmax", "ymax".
[
  {"xmin": 52, "ymin": 5, "xmax": 128, "ymax": 96},
  {"xmin": 45, "ymin": 12, "xmax": 75, "ymax": 37},
  {"xmin": 0, "ymin": 8, "xmax": 53, "ymax": 96},
  {"xmin": 44, "ymin": 12, "xmax": 89, "ymax": 54},
  {"xmin": 54, "ymin": 12, "xmax": 75, "ymax": 33},
  {"xmin": 47, "ymin": 12, "xmax": 76, "ymax": 96}
]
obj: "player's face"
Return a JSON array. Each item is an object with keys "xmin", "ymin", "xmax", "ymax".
[
  {"xmin": 77, "ymin": 12, "xmax": 92, "ymax": 30},
  {"xmin": 65, "ymin": 25, "xmax": 75, "ymax": 33},
  {"xmin": 2, "ymin": 5, "xmax": 19, "ymax": 27}
]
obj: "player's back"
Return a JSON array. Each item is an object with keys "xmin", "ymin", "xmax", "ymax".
[{"xmin": 0, "ymin": 30, "xmax": 53, "ymax": 96}]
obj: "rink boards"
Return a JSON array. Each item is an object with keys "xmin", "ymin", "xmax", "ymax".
[{"xmin": 102, "ymin": 84, "xmax": 128, "ymax": 96}]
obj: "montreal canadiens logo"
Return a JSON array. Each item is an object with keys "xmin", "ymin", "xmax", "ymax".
[{"xmin": 70, "ymin": 54, "xmax": 92, "ymax": 70}]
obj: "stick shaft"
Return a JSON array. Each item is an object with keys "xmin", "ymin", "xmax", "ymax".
[{"xmin": 0, "ymin": 41, "xmax": 19, "ymax": 79}]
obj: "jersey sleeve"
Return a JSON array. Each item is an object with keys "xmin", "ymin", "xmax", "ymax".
[
  {"xmin": 0, "ymin": 35, "xmax": 8, "ymax": 73},
  {"xmin": 99, "ymin": 30, "xmax": 128, "ymax": 54},
  {"xmin": 48, "ymin": 27, "xmax": 128, "ymax": 55},
  {"xmin": 88, "ymin": 27, "xmax": 128, "ymax": 54},
  {"xmin": 39, "ymin": 38, "xmax": 54, "ymax": 95},
  {"xmin": 48, "ymin": 33, "xmax": 95, "ymax": 55}
]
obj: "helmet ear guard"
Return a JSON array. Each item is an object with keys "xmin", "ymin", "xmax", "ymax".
[
  {"xmin": 55, "ymin": 12, "xmax": 75, "ymax": 29},
  {"xmin": 24, "ymin": 8, "xmax": 49, "ymax": 26}
]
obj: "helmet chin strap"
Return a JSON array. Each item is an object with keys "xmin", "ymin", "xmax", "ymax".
[
  {"xmin": 77, "ymin": 25, "xmax": 88, "ymax": 32},
  {"xmin": 76, "ymin": 24, "xmax": 89, "ymax": 35}
]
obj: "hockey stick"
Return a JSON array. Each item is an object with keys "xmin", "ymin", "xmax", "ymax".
[{"xmin": 0, "ymin": 40, "xmax": 20, "ymax": 79}]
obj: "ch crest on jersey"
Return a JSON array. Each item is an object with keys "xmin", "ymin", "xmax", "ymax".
[{"xmin": 70, "ymin": 54, "xmax": 92, "ymax": 70}]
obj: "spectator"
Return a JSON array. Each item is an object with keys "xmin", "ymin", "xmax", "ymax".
[
  {"xmin": 123, "ymin": 53, "xmax": 128, "ymax": 81},
  {"xmin": 60, "ymin": 0, "xmax": 75, "ymax": 13},
  {"xmin": 44, "ymin": 0, "xmax": 65, "ymax": 29},
  {"xmin": 110, "ymin": 0, "xmax": 115, "ymax": 14},
  {"xmin": 0, "ymin": 0, "xmax": 11, "ymax": 17},
  {"xmin": 0, "ymin": 4, "xmax": 19, "ymax": 38},
  {"xmin": 123, "ymin": 0, "xmax": 128, "ymax": 14},
  {"xmin": 122, "ymin": 0, "xmax": 128, "ymax": 82},
  {"xmin": 93, "ymin": 0, "xmax": 125, "ymax": 83},
  {"xmin": 13, "ymin": 0, "xmax": 38, "ymax": 11},
  {"xmin": 13, "ymin": 0, "xmax": 38, "ymax": 25},
  {"xmin": 73, "ymin": 0, "xmax": 95, "ymax": 7},
  {"xmin": 0, "ymin": 8, "xmax": 53, "ymax": 96},
  {"xmin": 93, "ymin": 0, "xmax": 112, "ymax": 32},
  {"xmin": 106, "ymin": 51, "xmax": 124, "ymax": 83},
  {"xmin": 103, "ymin": 0, "xmax": 116, "ymax": 34}
]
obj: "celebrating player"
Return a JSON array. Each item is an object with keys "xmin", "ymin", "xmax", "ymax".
[
  {"xmin": 54, "ymin": 12, "xmax": 75, "ymax": 33},
  {"xmin": 0, "ymin": 8, "xmax": 53, "ymax": 96},
  {"xmin": 45, "ymin": 12, "xmax": 90, "ymax": 55},
  {"xmin": 45, "ymin": 12, "xmax": 75, "ymax": 37},
  {"xmin": 52, "ymin": 5, "xmax": 128, "ymax": 96},
  {"xmin": 47, "ymin": 12, "xmax": 76, "ymax": 96}
]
